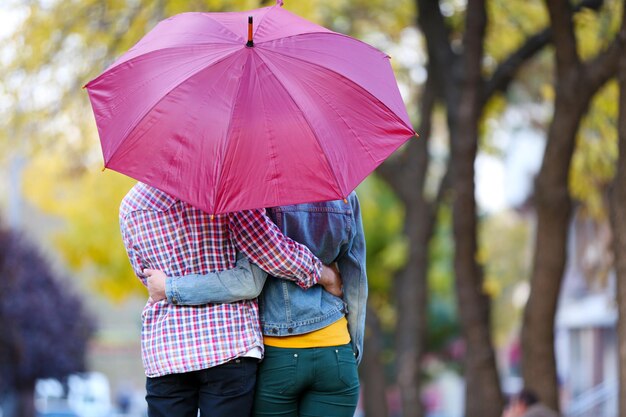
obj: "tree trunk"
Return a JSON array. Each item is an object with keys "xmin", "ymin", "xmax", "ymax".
[
  {"xmin": 608, "ymin": 6, "xmax": 626, "ymax": 416},
  {"xmin": 378, "ymin": 60, "xmax": 438, "ymax": 417},
  {"xmin": 361, "ymin": 306, "xmax": 390, "ymax": 417},
  {"xmin": 450, "ymin": 2, "xmax": 504, "ymax": 417},
  {"xmin": 412, "ymin": 0, "xmax": 543, "ymax": 414},
  {"xmin": 522, "ymin": 100, "xmax": 580, "ymax": 410},
  {"xmin": 451, "ymin": 140, "xmax": 503, "ymax": 417},
  {"xmin": 394, "ymin": 202, "xmax": 432, "ymax": 417},
  {"xmin": 379, "ymin": 139, "xmax": 432, "ymax": 417},
  {"xmin": 451, "ymin": 116, "xmax": 503, "ymax": 417},
  {"xmin": 409, "ymin": 0, "xmax": 608, "ymax": 415},
  {"xmin": 522, "ymin": 0, "xmax": 620, "ymax": 410},
  {"xmin": 610, "ymin": 87, "xmax": 626, "ymax": 417},
  {"xmin": 451, "ymin": 131, "xmax": 503, "ymax": 417},
  {"xmin": 416, "ymin": 2, "xmax": 540, "ymax": 414}
]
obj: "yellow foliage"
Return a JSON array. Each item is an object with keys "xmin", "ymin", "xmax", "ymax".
[
  {"xmin": 541, "ymin": 82, "xmax": 555, "ymax": 102},
  {"xmin": 574, "ymin": 0, "xmax": 623, "ymax": 60},
  {"xmin": 480, "ymin": 94, "xmax": 507, "ymax": 154},
  {"xmin": 479, "ymin": 210, "xmax": 532, "ymax": 344},
  {"xmin": 570, "ymin": 81, "xmax": 618, "ymax": 220},
  {"xmin": 22, "ymin": 150, "xmax": 142, "ymax": 300},
  {"xmin": 475, "ymin": 246, "xmax": 488, "ymax": 266},
  {"xmin": 482, "ymin": 276, "xmax": 502, "ymax": 298},
  {"xmin": 485, "ymin": 0, "xmax": 548, "ymax": 63},
  {"xmin": 358, "ymin": 175, "xmax": 407, "ymax": 296}
]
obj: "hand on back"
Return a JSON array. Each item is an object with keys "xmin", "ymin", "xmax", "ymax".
[
  {"xmin": 319, "ymin": 264, "xmax": 343, "ymax": 297},
  {"xmin": 144, "ymin": 268, "xmax": 167, "ymax": 304}
]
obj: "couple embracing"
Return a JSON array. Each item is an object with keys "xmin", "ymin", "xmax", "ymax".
[{"xmin": 119, "ymin": 182, "xmax": 367, "ymax": 417}]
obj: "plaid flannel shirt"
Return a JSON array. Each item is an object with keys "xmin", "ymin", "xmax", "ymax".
[{"xmin": 119, "ymin": 183, "xmax": 322, "ymax": 377}]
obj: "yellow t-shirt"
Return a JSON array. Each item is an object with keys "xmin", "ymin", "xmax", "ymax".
[{"xmin": 263, "ymin": 316, "xmax": 350, "ymax": 348}]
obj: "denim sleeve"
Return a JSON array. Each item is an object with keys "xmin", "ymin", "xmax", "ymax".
[
  {"xmin": 339, "ymin": 193, "xmax": 368, "ymax": 365},
  {"xmin": 165, "ymin": 255, "xmax": 268, "ymax": 305}
]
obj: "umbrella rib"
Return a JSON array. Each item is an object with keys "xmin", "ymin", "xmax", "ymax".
[
  {"xmin": 255, "ymin": 66, "xmax": 281, "ymax": 205},
  {"xmin": 255, "ymin": 53, "xmax": 345, "ymax": 196},
  {"xmin": 200, "ymin": 13, "xmax": 247, "ymax": 43},
  {"xmin": 87, "ymin": 44, "xmax": 240, "ymax": 87},
  {"xmin": 289, "ymin": 70, "xmax": 380, "ymax": 168},
  {"xmin": 253, "ymin": 6, "xmax": 278, "ymax": 41},
  {"xmin": 213, "ymin": 53, "xmax": 253, "ymax": 210},
  {"xmin": 256, "ymin": 32, "xmax": 387, "ymax": 57},
  {"xmin": 200, "ymin": 6, "xmax": 277, "ymax": 44},
  {"xmin": 258, "ymin": 47, "xmax": 414, "ymax": 133},
  {"xmin": 296, "ymin": 74, "xmax": 415, "ymax": 186},
  {"xmin": 104, "ymin": 48, "xmax": 242, "ymax": 166}
]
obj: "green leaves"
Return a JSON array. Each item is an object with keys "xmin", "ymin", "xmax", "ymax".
[{"xmin": 359, "ymin": 175, "xmax": 407, "ymax": 295}]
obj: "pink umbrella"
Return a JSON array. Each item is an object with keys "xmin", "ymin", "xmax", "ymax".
[{"xmin": 85, "ymin": 1, "xmax": 416, "ymax": 215}]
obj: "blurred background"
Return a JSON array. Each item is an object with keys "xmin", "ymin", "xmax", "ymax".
[{"xmin": 1, "ymin": 0, "xmax": 625, "ymax": 416}]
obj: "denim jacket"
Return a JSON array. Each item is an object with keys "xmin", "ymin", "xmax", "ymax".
[{"xmin": 165, "ymin": 192, "xmax": 367, "ymax": 363}]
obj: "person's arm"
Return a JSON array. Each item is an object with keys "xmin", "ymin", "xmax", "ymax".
[
  {"xmin": 146, "ymin": 260, "xmax": 339, "ymax": 306},
  {"xmin": 338, "ymin": 193, "xmax": 368, "ymax": 364},
  {"xmin": 145, "ymin": 255, "xmax": 268, "ymax": 305},
  {"xmin": 230, "ymin": 209, "xmax": 341, "ymax": 292},
  {"xmin": 143, "ymin": 209, "xmax": 341, "ymax": 305}
]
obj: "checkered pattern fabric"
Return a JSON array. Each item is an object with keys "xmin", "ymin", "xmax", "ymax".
[{"xmin": 120, "ymin": 183, "xmax": 322, "ymax": 377}]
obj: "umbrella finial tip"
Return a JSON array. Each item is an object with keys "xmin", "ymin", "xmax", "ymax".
[
  {"xmin": 246, "ymin": 15, "xmax": 254, "ymax": 47},
  {"xmin": 343, "ymin": 198, "xmax": 348, "ymax": 204},
  {"xmin": 210, "ymin": 214, "xmax": 215, "ymax": 220},
  {"xmin": 276, "ymin": 0, "xmax": 284, "ymax": 6}
]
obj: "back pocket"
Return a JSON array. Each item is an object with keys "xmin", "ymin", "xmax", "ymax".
[
  {"xmin": 258, "ymin": 349, "xmax": 299, "ymax": 394},
  {"xmin": 335, "ymin": 345, "xmax": 359, "ymax": 389}
]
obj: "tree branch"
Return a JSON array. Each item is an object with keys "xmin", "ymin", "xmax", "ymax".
[
  {"xmin": 483, "ymin": 28, "xmax": 551, "ymax": 102},
  {"xmin": 483, "ymin": 0, "xmax": 604, "ymax": 104},
  {"xmin": 463, "ymin": 0, "xmax": 487, "ymax": 78},
  {"xmin": 583, "ymin": 37, "xmax": 621, "ymax": 97},
  {"xmin": 545, "ymin": 0, "xmax": 580, "ymax": 76},
  {"xmin": 433, "ymin": 161, "xmax": 452, "ymax": 212},
  {"xmin": 456, "ymin": 0, "xmax": 486, "ymax": 136},
  {"xmin": 415, "ymin": 0, "xmax": 456, "ymax": 82}
]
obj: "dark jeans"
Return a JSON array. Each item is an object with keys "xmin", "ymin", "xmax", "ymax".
[
  {"xmin": 146, "ymin": 357, "xmax": 258, "ymax": 417},
  {"xmin": 253, "ymin": 344, "xmax": 360, "ymax": 417}
]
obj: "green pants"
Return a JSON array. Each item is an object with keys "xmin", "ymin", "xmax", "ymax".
[{"xmin": 253, "ymin": 344, "xmax": 360, "ymax": 417}]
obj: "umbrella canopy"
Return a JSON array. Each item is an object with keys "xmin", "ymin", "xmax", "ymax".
[{"xmin": 85, "ymin": 1, "xmax": 416, "ymax": 214}]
